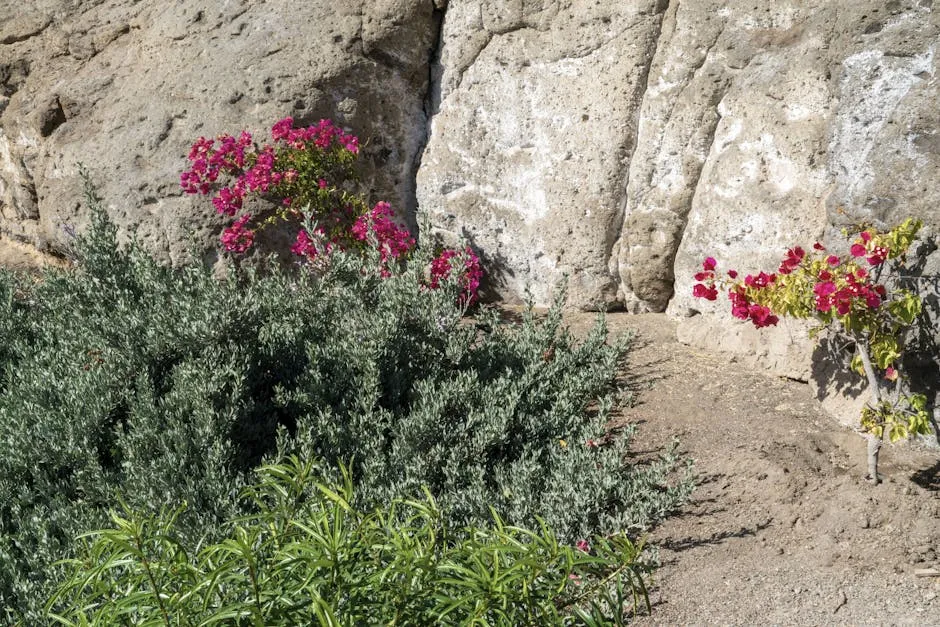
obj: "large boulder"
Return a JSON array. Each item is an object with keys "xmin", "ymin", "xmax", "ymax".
[
  {"xmin": 659, "ymin": 1, "xmax": 940, "ymax": 389},
  {"xmin": 0, "ymin": 0, "xmax": 441, "ymax": 260},
  {"xmin": 2, "ymin": 1, "xmax": 939, "ymax": 385},
  {"xmin": 416, "ymin": 0, "xmax": 670, "ymax": 308},
  {"xmin": 666, "ymin": 0, "xmax": 940, "ymax": 321}
]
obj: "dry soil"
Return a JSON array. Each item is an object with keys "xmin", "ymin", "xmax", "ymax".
[{"xmin": 568, "ymin": 312, "xmax": 940, "ymax": 626}]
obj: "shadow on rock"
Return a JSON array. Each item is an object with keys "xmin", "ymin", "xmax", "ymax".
[{"xmin": 810, "ymin": 335, "xmax": 866, "ymax": 402}]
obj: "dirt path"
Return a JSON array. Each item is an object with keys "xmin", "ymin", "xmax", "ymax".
[{"xmin": 572, "ymin": 313, "xmax": 940, "ymax": 626}]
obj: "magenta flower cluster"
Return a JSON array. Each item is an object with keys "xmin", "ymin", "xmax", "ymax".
[
  {"xmin": 428, "ymin": 247, "xmax": 484, "ymax": 305},
  {"xmin": 271, "ymin": 117, "xmax": 359, "ymax": 154},
  {"xmin": 180, "ymin": 116, "xmax": 482, "ymax": 304},
  {"xmin": 351, "ymin": 201, "xmax": 416, "ymax": 269},
  {"xmin": 692, "ymin": 228, "xmax": 897, "ymax": 330}
]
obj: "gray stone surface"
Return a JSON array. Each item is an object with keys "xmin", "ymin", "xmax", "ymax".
[
  {"xmin": 0, "ymin": 0, "xmax": 440, "ymax": 260},
  {"xmin": 416, "ymin": 0, "xmax": 668, "ymax": 308},
  {"xmin": 659, "ymin": 1, "xmax": 940, "ymax": 418}
]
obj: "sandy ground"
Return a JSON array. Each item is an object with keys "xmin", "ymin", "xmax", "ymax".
[{"xmin": 568, "ymin": 312, "xmax": 940, "ymax": 626}]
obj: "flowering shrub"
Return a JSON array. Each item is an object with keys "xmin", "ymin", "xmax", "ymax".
[
  {"xmin": 180, "ymin": 116, "xmax": 481, "ymax": 303},
  {"xmin": 693, "ymin": 219, "xmax": 931, "ymax": 482}
]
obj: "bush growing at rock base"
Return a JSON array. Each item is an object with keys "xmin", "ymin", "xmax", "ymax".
[
  {"xmin": 692, "ymin": 219, "xmax": 932, "ymax": 481},
  {"xmin": 0, "ymin": 184, "xmax": 692, "ymax": 621}
]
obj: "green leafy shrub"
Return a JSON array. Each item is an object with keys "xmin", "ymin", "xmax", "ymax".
[
  {"xmin": 0, "ymin": 183, "xmax": 692, "ymax": 620},
  {"xmin": 48, "ymin": 456, "xmax": 653, "ymax": 626}
]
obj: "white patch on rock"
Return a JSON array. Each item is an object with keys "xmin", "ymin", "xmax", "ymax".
[
  {"xmin": 830, "ymin": 47, "xmax": 934, "ymax": 201},
  {"xmin": 785, "ymin": 103, "xmax": 811, "ymax": 121},
  {"xmin": 714, "ymin": 118, "xmax": 743, "ymax": 154}
]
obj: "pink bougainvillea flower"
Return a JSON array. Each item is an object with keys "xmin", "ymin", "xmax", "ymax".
[
  {"xmin": 212, "ymin": 185, "xmax": 245, "ymax": 216},
  {"xmin": 866, "ymin": 246, "xmax": 888, "ymax": 266},
  {"xmin": 813, "ymin": 242, "xmax": 825, "ymax": 251},
  {"xmin": 860, "ymin": 231, "xmax": 872, "ymax": 243},
  {"xmin": 744, "ymin": 271, "xmax": 776, "ymax": 289},
  {"xmin": 818, "ymin": 270, "xmax": 832, "ymax": 281},
  {"xmin": 885, "ymin": 367, "xmax": 899, "ymax": 382},
  {"xmin": 291, "ymin": 226, "xmax": 333, "ymax": 260},
  {"xmin": 729, "ymin": 287, "xmax": 750, "ymax": 319},
  {"xmin": 692, "ymin": 283, "xmax": 718, "ymax": 300},
  {"xmin": 290, "ymin": 228, "xmax": 315, "ymax": 257},
  {"xmin": 747, "ymin": 304, "xmax": 778, "ymax": 328},
  {"xmin": 850, "ymin": 243, "xmax": 867, "ymax": 257},
  {"xmin": 271, "ymin": 116, "xmax": 294, "ymax": 141},
  {"xmin": 429, "ymin": 246, "xmax": 483, "ymax": 304},
  {"xmin": 814, "ymin": 281, "xmax": 837, "ymax": 297},
  {"xmin": 220, "ymin": 214, "xmax": 254, "ymax": 253},
  {"xmin": 703, "ymin": 257, "xmax": 717, "ymax": 271},
  {"xmin": 826, "ymin": 255, "xmax": 841, "ymax": 267},
  {"xmin": 727, "ymin": 269, "xmax": 738, "ymax": 279},
  {"xmin": 352, "ymin": 201, "xmax": 416, "ymax": 263}
]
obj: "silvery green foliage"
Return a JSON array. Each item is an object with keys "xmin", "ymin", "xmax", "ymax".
[{"xmin": 0, "ymin": 185, "xmax": 692, "ymax": 621}]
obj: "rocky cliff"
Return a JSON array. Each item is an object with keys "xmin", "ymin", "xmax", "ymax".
[{"xmin": 2, "ymin": 1, "xmax": 939, "ymax": 329}]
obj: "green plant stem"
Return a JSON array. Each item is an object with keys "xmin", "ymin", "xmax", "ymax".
[
  {"xmin": 558, "ymin": 559, "xmax": 649, "ymax": 616},
  {"xmin": 134, "ymin": 533, "xmax": 172, "ymax": 627}
]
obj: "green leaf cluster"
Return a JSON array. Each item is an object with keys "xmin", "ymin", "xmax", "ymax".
[
  {"xmin": 48, "ymin": 457, "xmax": 651, "ymax": 626},
  {"xmin": 0, "ymin": 184, "xmax": 692, "ymax": 620},
  {"xmin": 861, "ymin": 393, "xmax": 932, "ymax": 443}
]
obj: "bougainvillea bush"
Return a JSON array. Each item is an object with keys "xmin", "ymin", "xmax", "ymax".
[
  {"xmin": 693, "ymin": 219, "xmax": 931, "ymax": 482},
  {"xmin": 0, "ymin": 181, "xmax": 691, "ymax": 622},
  {"xmin": 180, "ymin": 116, "xmax": 482, "ymax": 303},
  {"xmin": 48, "ymin": 457, "xmax": 654, "ymax": 625}
]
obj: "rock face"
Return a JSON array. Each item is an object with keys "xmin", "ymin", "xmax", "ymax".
[
  {"xmin": 655, "ymin": 0, "xmax": 940, "ymax": 405},
  {"xmin": 663, "ymin": 0, "xmax": 940, "ymax": 322},
  {"xmin": 0, "ymin": 0, "xmax": 441, "ymax": 260},
  {"xmin": 2, "ymin": 1, "xmax": 940, "ymax": 367},
  {"xmin": 416, "ymin": 0, "xmax": 667, "ymax": 307}
]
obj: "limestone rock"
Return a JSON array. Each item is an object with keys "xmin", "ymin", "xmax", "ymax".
[
  {"xmin": 417, "ymin": 0, "xmax": 669, "ymax": 309},
  {"xmin": 660, "ymin": 1, "xmax": 940, "ymax": 409},
  {"xmin": 0, "ymin": 0, "xmax": 440, "ymax": 260},
  {"xmin": 2, "ymin": 0, "xmax": 939, "ymax": 389}
]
